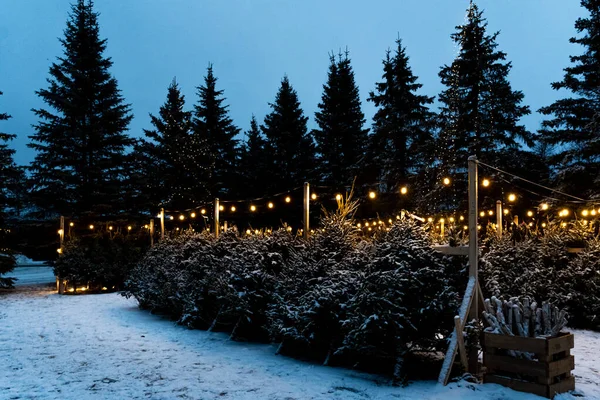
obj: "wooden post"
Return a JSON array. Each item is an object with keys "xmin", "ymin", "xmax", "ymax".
[
  {"xmin": 514, "ymin": 215, "xmax": 519, "ymax": 226},
  {"xmin": 214, "ymin": 198, "xmax": 220, "ymax": 238},
  {"xmin": 160, "ymin": 208, "xmax": 165, "ymax": 240},
  {"xmin": 496, "ymin": 200, "xmax": 503, "ymax": 237},
  {"xmin": 223, "ymin": 220, "xmax": 228, "ymax": 233},
  {"xmin": 150, "ymin": 219, "xmax": 154, "ymax": 247},
  {"xmin": 467, "ymin": 155, "xmax": 479, "ymax": 374},
  {"xmin": 303, "ymin": 182, "xmax": 310, "ymax": 240},
  {"xmin": 440, "ymin": 218, "xmax": 445, "ymax": 239},
  {"xmin": 57, "ymin": 216, "xmax": 64, "ymax": 292}
]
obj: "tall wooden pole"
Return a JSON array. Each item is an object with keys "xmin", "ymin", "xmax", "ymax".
[
  {"xmin": 58, "ymin": 216, "xmax": 65, "ymax": 293},
  {"xmin": 468, "ymin": 155, "xmax": 479, "ymax": 374},
  {"xmin": 160, "ymin": 208, "xmax": 165, "ymax": 240},
  {"xmin": 150, "ymin": 219, "xmax": 154, "ymax": 247},
  {"xmin": 440, "ymin": 219, "xmax": 445, "ymax": 239},
  {"xmin": 496, "ymin": 200, "xmax": 503, "ymax": 237},
  {"xmin": 214, "ymin": 198, "xmax": 220, "ymax": 238},
  {"xmin": 303, "ymin": 182, "xmax": 310, "ymax": 240}
]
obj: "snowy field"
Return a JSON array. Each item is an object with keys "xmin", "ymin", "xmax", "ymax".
[
  {"xmin": 8, "ymin": 266, "xmax": 55, "ymax": 286},
  {"xmin": 0, "ymin": 283, "xmax": 598, "ymax": 399}
]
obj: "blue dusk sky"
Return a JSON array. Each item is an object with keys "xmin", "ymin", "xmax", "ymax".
[{"xmin": 0, "ymin": 0, "xmax": 585, "ymax": 165}]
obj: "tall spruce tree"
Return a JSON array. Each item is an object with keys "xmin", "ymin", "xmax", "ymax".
[
  {"xmin": 367, "ymin": 39, "xmax": 435, "ymax": 194},
  {"xmin": 539, "ymin": 0, "xmax": 600, "ymax": 197},
  {"xmin": 137, "ymin": 78, "xmax": 208, "ymax": 211},
  {"xmin": 239, "ymin": 115, "xmax": 269, "ymax": 198},
  {"xmin": 193, "ymin": 65, "xmax": 240, "ymax": 198},
  {"xmin": 313, "ymin": 51, "xmax": 368, "ymax": 188},
  {"xmin": 28, "ymin": 0, "xmax": 133, "ymax": 218},
  {"xmin": 435, "ymin": 2, "xmax": 532, "ymax": 210},
  {"xmin": 0, "ymin": 91, "xmax": 20, "ymax": 288},
  {"xmin": 262, "ymin": 76, "xmax": 315, "ymax": 193}
]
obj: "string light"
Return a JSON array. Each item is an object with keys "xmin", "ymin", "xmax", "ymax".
[
  {"xmin": 89, "ymin": 224, "xmax": 94, "ymax": 230},
  {"xmin": 400, "ymin": 187, "xmax": 408, "ymax": 195},
  {"xmin": 488, "ymin": 210, "xmax": 494, "ymax": 216},
  {"xmin": 57, "ymin": 248, "xmax": 62, "ymax": 254},
  {"xmin": 369, "ymin": 191, "xmax": 376, "ymax": 199},
  {"xmin": 459, "ymin": 215, "xmax": 464, "ymax": 221},
  {"xmin": 127, "ymin": 226, "xmax": 132, "ymax": 231},
  {"xmin": 540, "ymin": 203, "xmax": 549, "ymax": 211},
  {"xmin": 57, "ymin": 229, "xmax": 63, "ymax": 235},
  {"xmin": 250, "ymin": 205, "xmax": 256, "ymax": 212},
  {"xmin": 449, "ymin": 217, "xmax": 455, "ymax": 222},
  {"xmin": 246, "ymin": 229, "xmax": 251, "ymax": 235},
  {"xmin": 503, "ymin": 209, "xmax": 509, "ymax": 215},
  {"xmin": 268, "ymin": 202, "xmax": 274, "ymax": 209},
  {"xmin": 542, "ymin": 222, "xmax": 547, "ymax": 228},
  {"xmin": 285, "ymin": 196, "xmax": 291, "ymax": 203},
  {"xmin": 191, "ymin": 212, "xmax": 196, "ymax": 218},
  {"xmin": 170, "ymin": 216, "xmax": 174, "ymax": 220},
  {"xmin": 480, "ymin": 211, "xmax": 485, "ymax": 217},
  {"xmin": 439, "ymin": 218, "xmax": 445, "ymax": 223},
  {"xmin": 109, "ymin": 226, "xmax": 113, "ymax": 231},
  {"xmin": 335, "ymin": 194, "xmax": 342, "ymax": 201},
  {"xmin": 427, "ymin": 217, "xmax": 433, "ymax": 222},
  {"xmin": 592, "ymin": 210, "xmax": 597, "ymax": 216},
  {"xmin": 508, "ymin": 193, "xmax": 516, "ymax": 202},
  {"xmin": 527, "ymin": 211, "xmax": 533, "ymax": 217},
  {"xmin": 219, "ymin": 205, "xmax": 224, "ymax": 211},
  {"xmin": 69, "ymin": 222, "xmax": 74, "ymax": 227},
  {"xmin": 365, "ymin": 222, "xmax": 370, "ymax": 227},
  {"xmin": 560, "ymin": 209, "xmax": 569, "ymax": 217},
  {"xmin": 443, "ymin": 177, "xmax": 451, "ymax": 186},
  {"xmin": 201, "ymin": 209, "xmax": 206, "ymax": 215},
  {"xmin": 357, "ymin": 223, "xmax": 362, "ymax": 228},
  {"xmin": 179, "ymin": 215, "xmax": 184, "ymax": 221},
  {"xmin": 231, "ymin": 206, "xmax": 236, "ymax": 212},
  {"xmin": 582, "ymin": 210, "xmax": 589, "ymax": 217},
  {"xmin": 311, "ymin": 193, "xmax": 317, "ymax": 200},
  {"xmin": 144, "ymin": 225, "xmax": 149, "ymax": 229},
  {"xmin": 482, "ymin": 179, "xmax": 490, "ymax": 187},
  {"xmin": 388, "ymin": 219, "xmax": 392, "ymax": 224}
]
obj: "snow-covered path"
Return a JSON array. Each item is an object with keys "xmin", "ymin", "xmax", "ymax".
[{"xmin": 0, "ymin": 285, "xmax": 598, "ymax": 400}]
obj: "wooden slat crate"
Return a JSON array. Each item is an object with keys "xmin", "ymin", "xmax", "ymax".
[{"xmin": 483, "ymin": 332, "xmax": 575, "ymax": 398}]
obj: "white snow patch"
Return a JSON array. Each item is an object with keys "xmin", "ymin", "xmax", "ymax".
[{"xmin": 0, "ymin": 286, "xmax": 597, "ymax": 399}]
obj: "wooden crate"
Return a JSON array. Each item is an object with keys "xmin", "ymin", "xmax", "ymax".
[{"xmin": 483, "ymin": 332, "xmax": 575, "ymax": 398}]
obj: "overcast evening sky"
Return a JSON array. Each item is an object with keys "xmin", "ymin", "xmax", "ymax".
[{"xmin": 0, "ymin": 0, "xmax": 585, "ymax": 165}]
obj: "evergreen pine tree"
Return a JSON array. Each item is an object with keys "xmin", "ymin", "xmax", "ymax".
[
  {"xmin": 313, "ymin": 51, "xmax": 368, "ymax": 188},
  {"xmin": 262, "ymin": 76, "xmax": 315, "ymax": 193},
  {"xmin": 137, "ymin": 78, "xmax": 208, "ymax": 211},
  {"xmin": 367, "ymin": 39, "xmax": 435, "ymax": 194},
  {"xmin": 435, "ymin": 2, "xmax": 532, "ymax": 210},
  {"xmin": 0, "ymin": 91, "xmax": 21, "ymax": 288},
  {"xmin": 193, "ymin": 64, "xmax": 240, "ymax": 198},
  {"xmin": 239, "ymin": 115, "xmax": 269, "ymax": 199},
  {"xmin": 28, "ymin": 0, "xmax": 133, "ymax": 218},
  {"xmin": 539, "ymin": 0, "xmax": 600, "ymax": 197}
]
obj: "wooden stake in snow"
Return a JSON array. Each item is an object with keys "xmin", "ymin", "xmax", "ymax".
[
  {"xmin": 496, "ymin": 200, "xmax": 502, "ymax": 237},
  {"xmin": 304, "ymin": 182, "xmax": 310, "ymax": 240},
  {"xmin": 150, "ymin": 219, "xmax": 154, "ymax": 247},
  {"xmin": 214, "ymin": 198, "xmax": 220, "ymax": 238},
  {"xmin": 160, "ymin": 208, "xmax": 165, "ymax": 240}
]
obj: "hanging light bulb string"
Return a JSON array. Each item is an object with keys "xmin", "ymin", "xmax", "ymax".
[{"xmin": 477, "ymin": 160, "xmax": 592, "ymax": 204}]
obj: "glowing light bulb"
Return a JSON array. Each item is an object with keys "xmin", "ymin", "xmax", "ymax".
[
  {"xmin": 268, "ymin": 202, "xmax": 274, "ymax": 209},
  {"xmin": 58, "ymin": 229, "xmax": 63, "ymax": 235},
  {"xmin": 144, "ymin": 225, "xmax": 149, "ymax": 229},
  {"xmin": 109, "ymin": 226, "xmax": 113, "ymax": 231},
  {"xmin": 219, "ymin": 205, "xmax": 224, "ymax": 211},
  {"xmin": 443, "ymin": 177, "xmax": 451, "ymax": 186},
  {"xmin": 459, "ymin": 216, "xmax": 464, "ymax": 221},
  {"xmin": 89, "ymin": 224, "xmax": 94, "ymax": 230},
  {"xmin": 561, "ymin": 209, "xmax": 569, "ymax": 217},
  {"xmin": 335, "ymin": 194, "xmax": 342, "ymax": 201},
  {"xmin": 503, "ymin": 209, "xmax": 509, "ymax": 215},
  {"xmin": 508, "ymin": 194, "xmax": 516, "ymax": 202},
  {"xmin": 542, "ymin": 222, "xmax": 547, "ymax": 228},
  {"xmin": 439, "ymin": 218, "xmax": 445, "ymax": 223},
  {"xmin": 69, "ymin": 222, "xmax": 74, "ymax": 227},
  {"xmin": 201, "ymin": 209, "xmax": 206, "ymax": 215},
  {"xmin": 250, "ymin": 205, "xmax": 256, "ymax": 212},
  {"xmin": 369, "ymin": 191, "xmax": 376, "ymax": 199},
  {"xmin": 246, "ymin": 229, "xmax": 251, "ymax": 235},
  {"xmin": 179, "ymin": 215, "xmax": 184, "ymax": 221},
  {"xmin": 388, "ymin": 219, "xmax": 392, "ymax": 224},
  {"xmin": 311, "ymin": 193, "xmax": 317, "ymax": 200},
  {"xmin": 191, "ymin": 212, "xmax": 196, "ymax": 218},
  {"xmin": 365, "ymin": 222, "xmax": 370, "ymax": 227},
  {"xmin": 463, "ymin": 225, "xmax": 468, "ymax": 230},
  {"xmin": 57, "ymin": 248, "xmax": 62, "ymax": 254},
  {"xmin": 400, "ymin": 187, "xmax": 408, "ymax": 195},
  {"xmin": 482, "ymin": 179, "xmax": 490, "ymax": 187},
  {"xmin": 480, "ymin": 211, "xmax": 485, "ymax": 217},
  {"xmin": 231, "ymin": 206, "xmax": 236, "ymax": 212},
  {"xmin": 591, "ymin": 209, "xmax": 597, "ymax": 216},
  {"xmin": 170, "ymin": 216, "xmax": 174, "ymax": 220},
  {"xmin": 449, "ymin": 217, "xmax": 455, "ymax": 223},
  {"xmin": 540, "ymin": 203, "xmax": 549, "ymax": 211},
  {"xmin": 427, "ymin": 217, "xmax": 433, "ymax": 222},
  {"xmin": 285, "ymin": 196, "xmax": 291, "ymax": 203},
  {"xmin": 527, "ymin": 211, "xmax": 533, "ymax": 217},
  {"xmin": 582, "ymin": 210, "xmax": 589, "ymax": 217},
  {"xmin": 127, "ymin": 226, "xmax": 132, "ymax": 231},
  {"xmin": 357, "ymin": 223, "xmax": 362, "ymax": 228},
  {"xmin": 488, "ymin": 210, "xmax": 494, "ymax": 216}
]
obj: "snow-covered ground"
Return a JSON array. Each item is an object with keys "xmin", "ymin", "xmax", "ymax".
[
  {"xmin": 7, "ymin": 266, "xmax": 55, "ymax": 286},
  {"xmin": 0, "ymin": 283, "xmax": 598, "ymax": 399}
]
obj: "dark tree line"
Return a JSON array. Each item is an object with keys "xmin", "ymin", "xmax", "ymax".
[{"xmin": 1, "ymin": 0, "xmax": 599, "ymax": 227}]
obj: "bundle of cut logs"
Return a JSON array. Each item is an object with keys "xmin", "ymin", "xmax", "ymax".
[{"xmin": 483, "ymin": 296, "xmax": 568, "ymax": 339}]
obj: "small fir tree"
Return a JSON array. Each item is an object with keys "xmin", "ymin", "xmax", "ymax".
[
  {"xmin": 313, "ymin": 51, "xmax": 368, "ymax": 188},
  {"xmin": 193, "ymin": 64, "xmax": 240, "ymax": 198},
  {"xmin": 262, "ymin": 76, "xmax": 315, "ymax": 193},
  {"xmin": 0, "ymin": 91, "xmax": 20, "ymax": 288},
  {"xmin": 137, "ymin": 78, "xmax": 208, "ymax": 211},
  {"xmin": 367, "ymin": 39, "xmax": 435, "ymax": 194},
  {"xmin": 28, "ymin": 0, "xmax": 133, "ymax": 218},
  {"xmin": 539, "ymin": 0, "xmax": 600, "ymax": 197},
  {"xmin": 239, "ymin": 115, "xmax": 269, "ymax": 199}
]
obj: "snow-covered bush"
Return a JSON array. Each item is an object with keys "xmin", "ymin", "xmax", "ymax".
[
  {"xmin": 337, "ymin": 218, "xmax": 463, "ymax": 384},
  {"xmin": 56, "ymin": 231, "xmax": 148, "ymax": 291}
]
